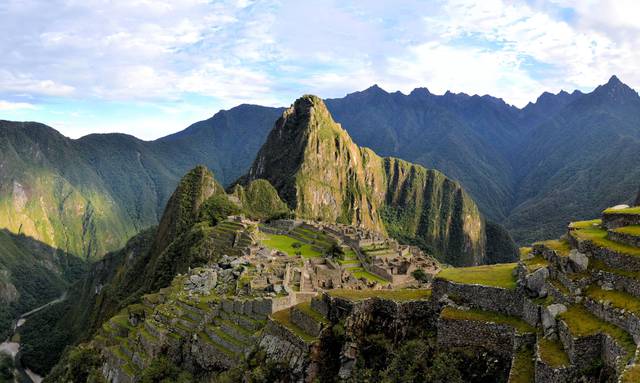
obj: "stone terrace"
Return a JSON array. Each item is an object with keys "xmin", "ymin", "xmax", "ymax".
[{"xmin": 431, "ymin": 202, "xmax": 640, "ymax": 382}]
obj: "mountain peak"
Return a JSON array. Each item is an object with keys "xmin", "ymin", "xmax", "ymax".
[
  {"xmin": 409, "ymin": 87, "xmax": 431, "ymax": 97},
  {"xmin": 362, "ymin": 84, "xmax": 388, "ymax": 95},
  {"xmin": 592, "ymin": 74, "xmax": 638, "ymax": 102},
  {"xmin": 607, "ymin": 75, "xmax": 622, "ymax": 86},
  {"xmin": 236, "ymin": 94, "xmax": 490, "ymax": 265}
]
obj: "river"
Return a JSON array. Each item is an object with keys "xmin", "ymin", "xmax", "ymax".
[{"xmin": 0, "ymin": 293, "xmax": 67, "ymax": 383}]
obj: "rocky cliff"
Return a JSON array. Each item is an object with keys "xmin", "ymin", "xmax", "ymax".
[{"xmin": 237, "ymin": 95, "xmax": 489, "ymax": 265}]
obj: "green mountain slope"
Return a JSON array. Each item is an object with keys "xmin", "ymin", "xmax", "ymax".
[
  {"xmin": 507, "ymin": 76, "xmax": 640, "ymax": 243},
  {"xmin": 236, "ymin": 95, "xmax": 506, "ymax": 266},
  {"xmin": 0, "ymin": 105, "xmax": 282, "ymax": 262},
  {"xmin": 19, "ymin": 166, "xmax": 289, "ymax": 374},
  {"xmin": 0, "ymin": 230, "xmax": 85, "ymax": 341}
]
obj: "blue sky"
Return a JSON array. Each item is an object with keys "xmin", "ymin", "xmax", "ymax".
[{"xmin": 1, "ymin": 0, "xmax": 639, "ymax": 140}]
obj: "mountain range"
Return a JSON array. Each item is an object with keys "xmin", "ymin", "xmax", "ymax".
[
  {"xmin": 1, "ymin": 76, "xmax": 639, "ymax": 349},
  {"xmin": 2, "ymin": 76, "xmax": 637, "ymax": 263},
  {"xmin": 17, "ymin": 96, "xmax": 513, "ymax": 375}
]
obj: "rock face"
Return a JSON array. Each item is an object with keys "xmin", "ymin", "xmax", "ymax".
[
  {"xmin": 636, "ymin": 187, "xmax": 640, "ymax": 206},
  {"xmin": 237, "ymin": 95, "xmax": 489, "ymax": 265}
]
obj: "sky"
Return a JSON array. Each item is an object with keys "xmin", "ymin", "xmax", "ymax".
[{"xmin": 1, "ymin": 0, "xmax": 639, "ymax": 140}]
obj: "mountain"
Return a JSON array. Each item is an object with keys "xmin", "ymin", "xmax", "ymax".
[
  {"xmin": 0, "ymin": 108, "xmax": 279, "ymax": 344},
  {"xmin": 0, "ymin": 105, "xmax": 281, "ymax": 261},
  {"xmin": 506, "ymin": 76, "xmax": 640, "ymax": 242},
  {"xmin": 0, "ymin": 230, "xmax": 85, "ymax": 341},
  {"xmin": 236, "ymin": 95, "xmax": 509, "ymax": 266},
  {"xmin": 1, "ymin": 76, "xmax": 636, "ymax": 258},
  {"xmin": 636, "ymin": 187, "xmax": 640, "ymax": 205},
  {"xmin": 19, "ymin": 166, "xmax": 290, "ymax": 374}
]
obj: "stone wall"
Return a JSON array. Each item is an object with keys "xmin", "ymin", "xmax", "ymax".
[
  {"xmin": 534, "ymin": 359, "xmax": 573, "ymax": 383},
  {"xmin": 595, "ymin": 269, "xmax": 640, "ymax": 299},
  {"xmin": 259, "ymin": 319, "xmax": 313, "ymax": 377},
  {"xmin": 436, "ymin": 315, "xmax": 517, "ymax": 359},
  {"xmin": 291, "ymin": 307, "xmax": 323, "ymax": 337},
  {"xmin": 191, "ymin": 334, "xmax": 237, "ymax": 370},
  {"xmin": 602, "ymin": 213, "xmax": 640, "ymax": 230},
  {"xmin": 608, "ymin": 230, "xmax": 640, "ymax": 248},
  {"xmin": 601, "ymin": 333, "xmax": 628, "ymax": 373},
  {"xmin": 575, "ymin": 238, "xmax": 640, "ymax": 272},
  {"xmin": 557, "ymin": 320, "xmax": 602, "ymax": 371},
  {"xmin": 583, "ymin": 298, "xmax": 640, "ymax": 342},
  {"xmin": 522, "ymin": 298, "xmax": 541, "ymax": 327},
  {"xmin": 432, "ymin": 278, "xmax": 524, "ymax": 317}
]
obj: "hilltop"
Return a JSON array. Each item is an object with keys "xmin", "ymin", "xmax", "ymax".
[{"xmin": 236, "ymin": 95, "xmax": 511, "ymax": 265}]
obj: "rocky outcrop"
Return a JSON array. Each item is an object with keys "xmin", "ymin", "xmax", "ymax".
[{"xmin": 236, "ymin": 95, "xmax": 491, "ymax": 265}]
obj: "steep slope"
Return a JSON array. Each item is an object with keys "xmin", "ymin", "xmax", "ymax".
[
  {"xmin": 0, "ymin": 230, "xmax": 85, "ymax": 340},
  {"xmin": 324, "ymin": 87, "xmax": 519, "ymax": 222},
  {"xmin": 157, "ymin": 104, "xmax": 284, "ymax": 185},
  {"xmin": 507, "ymin": 76, "xmax": 640, "ymax": 243},
  {"xmin": 0, "ymin": 122, "xmax": 142, "ymax": 259},
  {"xmin": 0, "ymin": 105, "xmax": 281, "ymax": 261},
  {"xmin": 19, "ymin": 166, "xmax": 289, "ymax": 374},
  {"xmin": 237, "ymin": 95, "xmax": 493, "ymax": 266}
]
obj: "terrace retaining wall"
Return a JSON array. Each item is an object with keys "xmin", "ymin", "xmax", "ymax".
[
  {"xmin": 608, "ymin": 230, "xmax": 640, "ymax": 248},
  {"xmin": 432, "ymin": 278, "xmax": 524, "ymax": 317},
  {"xmin": 557, "ymin": 320, "xmax": 602, "ymax": 371},
  {"xmin": 436, "ymin": 315, "xmax": 534, "ymax": 359},
  {"xmin": 575, "ymin": 238, "xmax": 640, "ymax": 272},
  {"xmin": 603, "ymin": 213, "xmax": 640, "ymax": 230}
]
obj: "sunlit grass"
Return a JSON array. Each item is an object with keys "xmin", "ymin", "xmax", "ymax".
[{"xmin": 436, "ymin": 263, "xmax": 517, "ymax": 289}]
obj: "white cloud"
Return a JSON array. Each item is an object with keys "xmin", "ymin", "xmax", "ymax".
[
  {"xmin": 0, "ymin": 0, "xmax": 639, "ymax": 137},
  {"xmin": 0, "ymin": 100, "xmax": 36, "ymax": 111}
]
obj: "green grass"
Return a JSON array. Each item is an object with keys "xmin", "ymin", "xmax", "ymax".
[
  {"xmin": 558, "ymin": 305, "xmax": 635, "ymax": 355},
  {"xmin": 613, "ymin": 226, "xmax": 640, "ymax": 237},
  {"xmin": 440, "ymin": 307, "xmax": 534, "ymax": 333},
  {"xmin": 110, "ymin": 314, "xmax": 133, "ymax": 331},
  {"xmin": 519, "ymin": 247, "xmax": 532, "ymax": 259},
  {"xmin": 260, "ymin": 233, "xmax": 323, "ymax": 257},
  {"xmin": 534, "ymin": 239, "xmax": 571, "ymax": 256},
  {"xmin": 571, "ymin": 226, "xmax": 640, "ymax": 257},
  {"xmin": 585, "ymin": 285, "xmax": 640, "ymax": 315},
  {"xmin": 509, "ymin": 346, "xmax": 535, "ymax": 383},
  {"xmin": 352, "ymin": 269, "xmax": 390, "ymax": 284},
  {"xmin": 538, "ymin": 337, "xmax": 569, "ymax": 368},
  {"xmin": 531, "ymin": 295, "xmax": 554, "ymax": 307},
  {"xmin": 522, "ymin": 255, "xmax": 549, "ymax": 272},
  {"xmin": 207, "ymin": 325, "xmax": 247, "ymax": 347},
  {"xmin": 569, "ymin": 219, "xmax": 602, "ymax": 230},
  {"xmin": 328, "ymin": 288, "xmax": 432, "ymax": 301},
  {"xmin": 271, "ymin": 309, "xmax": 316, "ymax": 343},
  {"xmin": 436, "ymin": 263, "xmax": 517, "ymax": 289},
  {"xmin": 295, "ymin": 302, "xmax": 329, "ymax": 324},
  {"xmin": 338, "ymin": 259, "xmax": 361, "ymax": 265},
  {"xmin": 603, "ymin": 206, "xmax": 640, "ymax": 215},
  {"xmin": 343, "ymin": 248, "xmax": 358, "ymax": 259}
]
